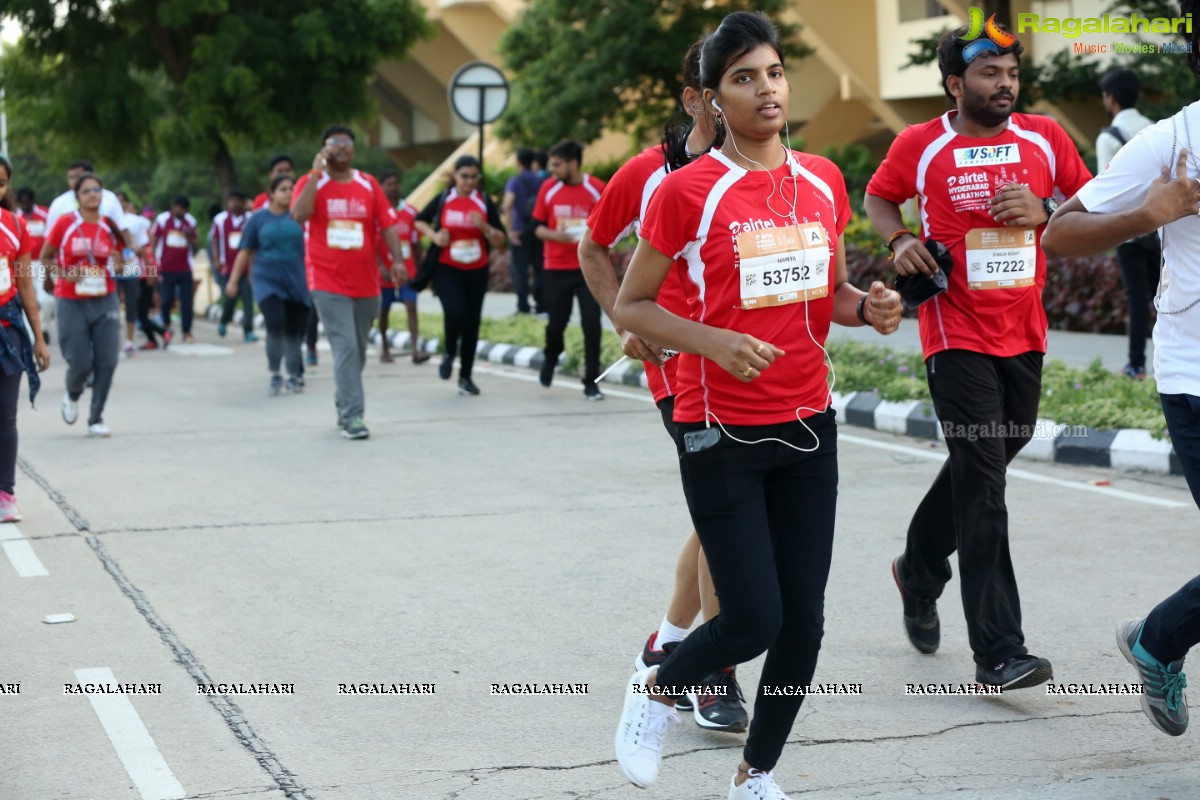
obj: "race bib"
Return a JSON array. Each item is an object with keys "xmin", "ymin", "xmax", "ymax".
[
  {"xmin": 0, "ymin": 257, "xmax": 10, "ymax": 293},
  {"xmin": 450, "ymin": 239, "xmax": 483, "ymax": 264},
  {"xmin": 27, "ymin": 220, "xmax": 45, "ymax": 238},
  {"xmin": 965, "ymin": 228, "xmax": 1036, "ymax": 290},
  {"xmin": 76, "ymin": 274, "xmax": 108, "ymax": 297},
  {"xmin": 560, "ymin": 217, "xmax": 587, "ymax": 242},
  {"xmin": 400, "ymin": 242, "xmax": 412, "ymax": 261},
  {"xmin": 229, "ymin": 231, "xmax": 242, "ymax": 249},
  {"xmin": 327, "ymin": 219, "xmax": 364, "ymax": 250},
  {"xmin": 739, "ymin": 223, "xmax": 830, "ymax": 310},
  {"xmin": 166, "ymin": 230, "xmax": 188, "ymax": 248}
]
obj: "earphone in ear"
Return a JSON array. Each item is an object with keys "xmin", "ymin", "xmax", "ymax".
[{"xmin": 710, "ymin": 99, "xmax": 723, "ymax": 113}]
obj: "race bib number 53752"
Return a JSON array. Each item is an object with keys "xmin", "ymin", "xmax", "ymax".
[{"xmin": 738, "ymin": 223, "xmax": 830, "ymax": 310}]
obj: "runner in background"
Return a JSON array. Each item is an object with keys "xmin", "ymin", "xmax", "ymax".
[
  {"xmin": 114, "ymin": 191, "xmax": 152, "ymax": 356},
  {"xmin": 151, "ymin": 196, "xmax": 199, "ymax": 344},
  {"xmin": 291, "ymin": 125, "xmax": 408, "ymax": 439},
  {"xmin": 0, "ymin": 156, "xmax": 52, "ymax": 522},
  {"xmin": 532, "ymin": 140, "xmax": 606, "ymax": 399},
  {"xmin": 864, "ymin": 22, "xmax": 1091, "ymax": 690},
  {"xmin": 214, "ymin": 191, "xmax": 257, "ymax": 342},
  {"xmin": 579, "ymin": 37, "xmax": 748, "ymax": 732},
  {"xmin": 253, "ymin": 155, "xmax": 294, "ymax": 212},
  {"xmin": 376, "ymin": 170, "xmax": 429, "ymax": 365},
  {"xmin": 413, "ymin": 156, "xmax": 506, "ymax": 397},
  {"xmin": 15, "ymin": 187, "xmax": 52, "ymax": 347},
  {"xmin": 41, "ymin": 173, "xmax": 127, "ymax": 438},
  {"xmin": 501, "ymin": 148, "xmax": 546, "ymax": 315},
  {"xmin": 227, "ymin": 175, "xmax": 310, "ymax": 395}
]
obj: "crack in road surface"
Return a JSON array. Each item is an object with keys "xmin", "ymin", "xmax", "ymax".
[{"xmin": 19, "ymin": 457, "xmax": 314, "ymax": 800}]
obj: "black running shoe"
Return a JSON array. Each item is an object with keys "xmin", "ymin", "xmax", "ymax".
[
  {"xmin": 438, "ymin": 356, "xmax": 453, "ymax": 380},
  {"xmin": 633, "ymin": 633, "xmax": 691, "ymax": 711},
  {"xmin": 976, "ymin": 654, "xmax": 1053, "ymax": 690},
  {"xmin": 539, "ymin": 356, "xmax": 555, "ymax": 388},
  {"xmin": 892, "ymin": 556, "xmax": 939, "ymax": 654},
  {"xmin": 688, "ymin": 667, "xmax": 748, "ymax": 733},
  {"xmin": 458, "ymin": 377, "xmax": 480, "ymax": 396}
]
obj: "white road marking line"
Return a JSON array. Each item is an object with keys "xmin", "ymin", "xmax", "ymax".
[
  {"xmin": 0, "ymin": 525, "xmax": 48, "ymax": 577},
  {"xmin": 839, "ymin": 433, "xmax": 1190, "ymax": 509},
  {"xmin": 74, "ymin": 667, "xmax": 185, "ymax": 800},
  {"xmin": 477, "ymin": 365, "xmax": 1190, "ymax": 509}
]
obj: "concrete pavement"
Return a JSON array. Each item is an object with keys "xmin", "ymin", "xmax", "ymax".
[{"xmin": 2, "ymin": 309, "xmax": 1197, "ymax": 800}]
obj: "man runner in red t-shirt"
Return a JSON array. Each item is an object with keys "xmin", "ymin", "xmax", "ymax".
[
  {"xmin": 865, "ymin": 24, "xmax": 1091, "ymax": 690},
  {"xmin": 533, "ymin": 140, "xmax": 607, "ymax": 399},
  {"xmin": 291, "ymin": 125, "xmax": 407, "ymax": 440}
]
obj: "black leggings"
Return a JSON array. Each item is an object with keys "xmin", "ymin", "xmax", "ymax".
[
  {"xmin": 259, "ymin": 295, "xmax": 309, "ymax": 376},
  {"xmin": 117, "ymin": 279, "xmax": 139, "ymax": 325},
  {"xmin": 306, "ymin": 304, "xmax": 320, "ymax": 350},
  {"xmin": 0, "ymin": 327, "xmax": 23, "ymax": 495},
  {"xmin": 656, "ymin": 412, "xmax": 838, "ymax": 772},
  {"xmin": 434, "ymin": 265, "xmax": 488, "ymax": 380}
]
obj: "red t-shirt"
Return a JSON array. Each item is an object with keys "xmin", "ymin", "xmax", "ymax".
[
  {"xmin": 252, "ymin": 193, "xmax": 269, "ymax": 212},
  {"xmin": 641, "ymin": 150, "xmax": 851, "ymax": 426},
  {"xmin": 866, "ymin": 111, "xmax": 1092, "ymax": 359},
  {"xmin": 587, "ymin": 145, "xmax": 686, "ymax": 402},
  {"xmin": 150, "ymin": 212, "xmax": 197, "ymax": 273},
  {"xmin": 533, "ymin": 174, "xmax": 606, "ymax": 270},
  {"xmin": 212, "ymin": 210, "xmax": 248, "ymax": 275},
  {"xmin": 0, "ymin": 210, "xmax": 32, "ymax": 322},
  {"xmin": 16, "ymin": 205, "xmax": 48, "ymax": 266},
  {"xmin": 377, "ymin": 200, "xmax": 420, "ymax": 288},
  {"xmin": 46, "ymin": 212, "xmax": 121, "ymax": 301},
  {"xmin": 293, "ymin": 170, "xmax": 398, "ymax": 298},
  {"xmin": 428, "ymin": 189, "xmax": 491, "ymax": 271}
]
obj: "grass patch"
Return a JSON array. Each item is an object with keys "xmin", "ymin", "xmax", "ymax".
[{"xmin": 403, "ymin": 312, "xmax": 1166, "ymax": 436}]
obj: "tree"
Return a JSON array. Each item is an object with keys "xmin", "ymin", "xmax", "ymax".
[
  {"xmin": 497, "ymin": 1, "xmax": 809, "ymax": 148},
  {"xmin": 0, "ymin": 0, "xmax": 431, "ymax": 196}
]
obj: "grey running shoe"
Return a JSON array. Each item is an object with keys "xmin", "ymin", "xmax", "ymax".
[
  {"xmin": 268, "ymin": 374, "xmax": 283, "ymax": 395},
  {"xmin": 342, "ymin": 418, "xmax": 369, "ymax": 440},
  {"xmin": 1117, "ymin": 617, "xmax": 1188, "ymax": 736}
]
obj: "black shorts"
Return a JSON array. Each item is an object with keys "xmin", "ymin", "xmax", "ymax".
[{"xmin": 656, "ymin": 395, "xmax": 679, "ymax": 447}]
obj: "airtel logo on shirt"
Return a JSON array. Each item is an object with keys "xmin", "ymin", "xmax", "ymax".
[
  {"xmin": 953, "ymin": 144, "xmax": 1021, "ymax": 168},
  {"xmin": 728, "ymin": 218, "xmax": 778, "ymax": 235}
]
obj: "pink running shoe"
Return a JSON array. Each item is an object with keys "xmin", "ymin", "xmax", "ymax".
[{"xmin": 0, "ymin": 491, "xmax": 22, "ymax": 523}]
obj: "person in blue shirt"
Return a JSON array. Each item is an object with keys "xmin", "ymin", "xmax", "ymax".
[{"xmin": 225, "ymin": 175, "xmax": 311, "ymax": 395}]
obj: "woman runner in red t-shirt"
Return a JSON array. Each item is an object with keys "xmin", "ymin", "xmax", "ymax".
[
  {"xmin": 41, "ymin": 173, "xmax": 128, "ymax": 438},
  {"xmin": 0, "ymin": 154, "xmax": 51, "ymax": 522},
  {"xmin": 612, "ymin": 12, "xmax": 902, "ymax": 799},
  {"xmin": 413, "ymin": 156, "xmax": 506, "ymax": 396}
]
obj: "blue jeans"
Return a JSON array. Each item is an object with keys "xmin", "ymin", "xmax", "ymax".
[{"xmin": 1138, "ymin": 393, "xmax": 1200, "ymax": 664}]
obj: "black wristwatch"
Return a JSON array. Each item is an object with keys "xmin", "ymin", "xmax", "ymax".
[{"xmin": 1042, "ymin": 196, "xmax": 1060, "ymax": 220}]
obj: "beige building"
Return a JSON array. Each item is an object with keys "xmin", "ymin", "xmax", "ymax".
[{"xmin": 371, "ymin": 0, "xmax": 1126, "ymax": 202}]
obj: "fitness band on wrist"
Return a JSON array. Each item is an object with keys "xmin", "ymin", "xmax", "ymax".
[{"xmin": 856, "ymin": 294, "xmax": 869, "ymax": 325}]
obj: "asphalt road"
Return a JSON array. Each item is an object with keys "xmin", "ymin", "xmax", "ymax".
[{"xmin": 2, "ymin": 315, "xmax": 1196, "ymax": 800}]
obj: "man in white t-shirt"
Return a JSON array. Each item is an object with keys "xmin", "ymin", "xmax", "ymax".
[
  {"xmin": 1042, "ymin": 88, "xmax": 1200, "ymax": 739},
  {"xmin": 45, "ymin": 160, "xmax": 134, "ymax": 248}
]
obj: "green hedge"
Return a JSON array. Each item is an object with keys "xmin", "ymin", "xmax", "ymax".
[{"xmin": 403, "ymin": 312, "xmax": 1166, "ymax": 437}]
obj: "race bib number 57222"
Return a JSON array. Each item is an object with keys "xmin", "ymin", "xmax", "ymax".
[{"xmin": 965, "ymin": 227, "xmax": 1036, "ymax": 290}]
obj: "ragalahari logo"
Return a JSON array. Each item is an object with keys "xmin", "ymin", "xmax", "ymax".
[{"xmin": 961, "ymin": 7, "xmax": 1019, "ymax": 62}]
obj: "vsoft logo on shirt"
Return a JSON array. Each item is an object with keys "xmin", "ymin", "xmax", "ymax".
[{"xmin": 953, "ymin": 144, "xmax": 1021, "ymax": 168}]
